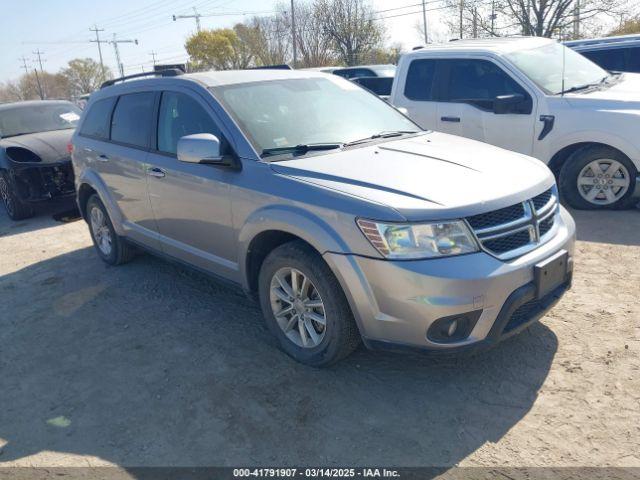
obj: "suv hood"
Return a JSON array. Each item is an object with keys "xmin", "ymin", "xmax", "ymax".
[
  {"xmin": 270, "ymin": 132, "xmax": 554, "ymax": 221},
  {"xmin": 0, "ymin": 129, "xmax": 73, "ymax": 164}
]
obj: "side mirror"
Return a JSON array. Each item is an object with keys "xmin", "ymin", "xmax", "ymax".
[
  {"xmin": 177, "ymin": 133, "xmax": 230, "ymax": 165},
  {"xmin": 493, "ymin": 93, "xmax": 526, "ymax": 115}
]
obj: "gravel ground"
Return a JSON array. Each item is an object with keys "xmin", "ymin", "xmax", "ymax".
[{"xmin": 0, "ymin": 203, "xmax": 638, "ymax": 469}]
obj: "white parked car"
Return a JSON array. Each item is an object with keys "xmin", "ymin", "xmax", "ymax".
[{"xmin": 390, "ymin": 37, "xmax": 640, "ymax": 209}]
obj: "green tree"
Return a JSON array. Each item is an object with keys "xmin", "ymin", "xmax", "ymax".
[
  {"xmin": 61, "ymin": 58, "xmax": 112, "ymax": 97},
  {"xmin": 185, "ymin": 27, "xmax": 254, "ymax": 71}
]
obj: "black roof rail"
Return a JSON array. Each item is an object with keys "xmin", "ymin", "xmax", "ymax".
[
  {"xmin": 100, "ymin": 68, "xmax": 184, "ymax": 89},
  {"xmin": 247, "ymin": 64, "xmax": 292, "ymax": 70}
]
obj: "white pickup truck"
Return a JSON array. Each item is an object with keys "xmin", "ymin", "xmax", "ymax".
[{"xmin": 390, "ymin": 37, "xmax": 640, "ymax": 210}]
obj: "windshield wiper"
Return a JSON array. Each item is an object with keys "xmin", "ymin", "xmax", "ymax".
[
  {"xmin": 343, "ymin": 130, "xmax": 420, "ymax": 147},
  {"xmin": 560, "ymin": 76, "xmax": 609, "ymax": 95},
  {"xmin": 261, "ymin": 143, "xmax": 343, "ymax": 158}
]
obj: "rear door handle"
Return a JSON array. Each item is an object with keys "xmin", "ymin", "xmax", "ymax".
[
  {"xmin": 441, "ymin": 116, "xmax": 461, "ymax": 123},
  {"xmin": 147, "ymin": 167, "xmax": 166, "ymax": 178},
  {"xmin": 97, "ymin": 154, "xmax": 109, "ymax": 162}
]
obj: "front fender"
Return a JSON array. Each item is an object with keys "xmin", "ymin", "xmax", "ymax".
[
  {"xmin": 237, "ymin": 205, "xmax": 363, "ymax": 290},
  {"xmin": 548, "ymin": 130, "xmax": 640, "ymax": 170},
  {"xmin": 76, "ymin": 167, "xmax": 126, "ymax": 236}
]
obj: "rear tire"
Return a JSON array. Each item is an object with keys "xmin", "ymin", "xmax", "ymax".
[
  {"xmin": 0, "ymin": 171, "xmax": 34, "ymax": 220},
  {"xmin": 86, "ymin": 194, "xmax": 136, "ymax": 265},
  {"xmin": 258, "ymin": 240, "xmax": 360, "ymax": 367},
  {"xmin": 559, "ymin": 145, "xmax": 638, "ymax": 210}
]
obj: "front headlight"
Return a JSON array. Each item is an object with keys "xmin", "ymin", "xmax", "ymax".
[{"xmin": 357, "ymin": 218, "xmax": 479, "ymax": 259}]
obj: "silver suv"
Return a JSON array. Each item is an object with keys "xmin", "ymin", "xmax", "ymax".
[{"xmin": 72, "ymin": 69, "xmax": 576, "ymax": 366}]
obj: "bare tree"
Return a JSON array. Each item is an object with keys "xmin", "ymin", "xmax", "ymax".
[
  {"xmin": 244, "ymin": 11, "xmax": 291, "ymax": 66},
  {"xmin": 61, "ymin": 58, "xmax": 112, "ymax": 97},
  {"xmin": 445, "ymin": 0, "xmax": 626, "ymax": 40},
  {"xmin": 314, "ymin": 0, "xmax": 385, "ymax": 66},
  {"xmin": 286, "ymin": 1, "xmax": 337, "ymax": 67}
]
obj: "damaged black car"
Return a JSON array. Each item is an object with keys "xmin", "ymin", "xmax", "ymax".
[{"xmin": 0, "ymin": 100, "xmax": 81, "ymax": 220}]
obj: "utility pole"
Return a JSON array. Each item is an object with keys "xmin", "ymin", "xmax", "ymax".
[
  {"xmin": 172, "ymin": 7, "xmax": 202, "ymax": 32},
  {"xmin": 459, "ymin": 0, "xmax": 464, "ymax": 39},
  {"xmin": 32, "ymin": 49, "xmax": 45, "ymax": 73},
  {"xmin": 149, "ymin": 51, "xmax": 158, "ymax": 67},
  {"xmin": 89, "ymin": 25, "xmax": 107, "ymax": 81},
  {"xmin": 421, "ymin": 0, "xmax": 428, "ymax": 44},
  {"xmin": 490, "ymin": 0, "xmax": 497, "ymax": 37},
  {"xmin": 472, "ymin": 7, "xmax": 478, "ymax": 38},
  {"xmin": 290, "ymin": 0, "xmax": 297, "ymax": 68},
  {"xmin": 33, "ymin": 69, "xmax": 44, "ymax": 100},
  {"xmin": 109, "ymin": 34, "xmax": 138, "ymax": 78},
  {"xmin": 573, "ymin": 0, "xmax": 581, "ymax": 39},
  {"xmin": 32, "ymin": 50, "xmax": 46, "ymax": 98},
  {"xmin": 19, "ymin": 56, "xmax": 30, "ymax": 75}
]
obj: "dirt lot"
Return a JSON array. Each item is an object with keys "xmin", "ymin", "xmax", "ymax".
[{"xmin": 0, "ymin": 203, "xmax": 638, "ymax": 469}]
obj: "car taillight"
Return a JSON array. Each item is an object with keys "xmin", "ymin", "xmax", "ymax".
[{"xmin": 67, "ymin": 142, "xmax": 74, "ymax": 154}]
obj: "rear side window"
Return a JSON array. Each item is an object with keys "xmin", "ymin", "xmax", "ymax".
[
  {"xmin": 157, "ymin": 91, "xmax": 222, "ymax": 155},
  {"xmin": 111, "ymin": 92, "xmax": 155, "ymax": 148},
  {"xmin": 404, "ymin": 59, "xmax": 437, "ymax": 101},
  {"xmin": 79, "ymin": 97, "xmax": 116, "ymax": 139},
  {"xmin": 583, "ymin": 48, "xmax": 628, "ymax": 71}
]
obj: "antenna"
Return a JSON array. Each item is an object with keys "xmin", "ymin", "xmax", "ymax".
[{"xmin": 561, "ymin": 41, "xmax": 566, "ymax": 96}]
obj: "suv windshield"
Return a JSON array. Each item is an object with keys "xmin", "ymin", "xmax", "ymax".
[
  {"xmin": 506, "ymin": 42, "xmax": 609, "ymax": 95},
  {"xmin": 210, "ymin": 76, "xmax": 419, "ymax": 157},
  {"xmin": 0, "ymin": 102, "xmax": 82, "ymax": 138}
]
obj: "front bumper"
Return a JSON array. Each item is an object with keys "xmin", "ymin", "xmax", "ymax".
[
  {"xmin": 324, "ymin": 207, "xmax": 576, "ymax": 353},
  {"xmin": 9, "ymin": 160, "xmax": 75, "ymax": 203}
]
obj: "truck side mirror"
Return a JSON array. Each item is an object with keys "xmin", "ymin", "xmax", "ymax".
[{"xmin": 493, "ymin": 93, "xmax": 526, "ymax": 115}]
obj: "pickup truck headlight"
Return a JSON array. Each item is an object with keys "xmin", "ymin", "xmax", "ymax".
[{"xmin": 357, "ymin": 219, "xmax": 479, "ymax": 259}]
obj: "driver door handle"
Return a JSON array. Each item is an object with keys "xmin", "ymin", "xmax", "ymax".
[
  {"xmin": 147, "ymin": 167, "xmax": 166, "ymax": 178},
  {"xmin": 441, "ymin": 116, "xmax": 461, "ymax": 123}
]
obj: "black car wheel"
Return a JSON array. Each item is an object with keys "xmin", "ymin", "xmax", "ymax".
[
  {"xmin": 0, "ymin": 171, "xmax": 34, "ymax": 220},
  {"xmin": 559, "ymin": 145, "xmax": 638, "ymax": 210},
  {"xmin": 86, "ymin": 194, "xmax": 137, "ymax": 265},
  {"xmin": 258, "ymin": 240, "xmax": 360, "ymax": 367}
]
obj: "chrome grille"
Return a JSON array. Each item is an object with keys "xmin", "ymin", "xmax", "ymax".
[{"xmin": 466, "ymin": 187, "xmax": 559, "ymax": 260}]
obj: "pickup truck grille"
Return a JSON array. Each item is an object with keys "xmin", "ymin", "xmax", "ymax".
[{"xmin": 466, "ymin": 187, "xmax": 559, "ymax": 260}]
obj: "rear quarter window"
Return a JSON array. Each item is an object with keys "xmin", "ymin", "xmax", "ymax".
[
  {"xmin": 404, "ymin": 59, "xmax": 437, "ymax": 101},
  {"xmin": 79, "ymin": 97, "xmax": 116, "ymax": 139}
]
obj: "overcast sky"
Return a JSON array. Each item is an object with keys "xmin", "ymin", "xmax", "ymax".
[{"xmin": 0, "ymin": 0, "xmax": 453, "ymax": 82}]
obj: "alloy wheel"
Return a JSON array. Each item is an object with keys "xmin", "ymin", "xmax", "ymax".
[
  {"xmin": 577, "ymin": 159, "xmax": 630, "ymax": 206},
  {"xmin": 90, "ymin": 206, "xmax": 113, "ymax": 256},
  {"xmin": 269, "ymin": 267, "xmax": 326, "ymax": 348},
  {"xmin": 0, "ymin": 176, "xmax": 15, "ymax": 217}
]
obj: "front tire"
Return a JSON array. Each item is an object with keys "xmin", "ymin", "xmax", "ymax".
[
  {"xmin": 258, "ymin": 241, "xmax": 360, "ymax": 367},
  {"xmin": 559, "ymin": 145, "xmax": 638, "ymax": 210},
  {"xmin": 86, "ymin": 194, "xmax": 136, "ymax": 265},
  {"xmin": 0, "ymin": 171, "xmax": 34, "ymax": 220}
]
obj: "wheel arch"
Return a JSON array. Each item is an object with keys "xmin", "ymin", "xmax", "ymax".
[
  {"xmin": 75, "ymin": 169, "xmax": 126, "ymax": 235},
  {"xmin": 238, "ymin": 206, "xmax": 353, "ymax": 294},
  {"xmin": 547, "ymin": 135, "xmax": 640, "ymax": 177}
]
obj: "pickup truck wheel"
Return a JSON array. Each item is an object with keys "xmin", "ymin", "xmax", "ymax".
[
  {"xmin": 560, "ymin": 146, "xmax": 638, "ymax": 210},
  {"xmin": 0, "ymin": 171, "xmax": 34, "ymax": 220},
  {"xmin": 86, "ymin": 194, "xmax": 136, "ymax": 265},
  {"xmin": 258, "ymin": 241, "xmax": 360, "ymax": 367}
]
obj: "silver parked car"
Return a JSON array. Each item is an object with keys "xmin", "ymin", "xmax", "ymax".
[{"xmin": 71, "ymin": 69, "xmax": 576, "ymax": 366}]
